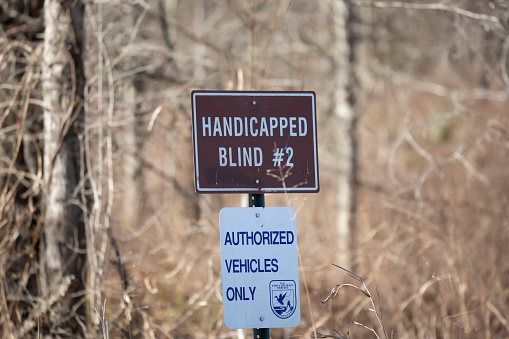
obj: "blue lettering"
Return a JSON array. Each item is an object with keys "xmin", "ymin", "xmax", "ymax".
[
  {"xmin": 254, "ymin": 231, "xmax": 262, "ymax": 245},
  {"xmin": 280, "ymin": 231, "xmax": 286, "ymax": 244},
  {"xmin": 224, "ymin": 258, "xmax": 279, "ymax": 273},
  {"xmin": 249, "ymin": 286, "xmax": 256, "ymax": 300},
  {"xmin": 223, "ymin": 231, "xmax": 296, "ymax": 245},
  {"xmin": 271, "ymin": 258, "xmax": 278, "ymax": 272},
  {"xmin": 246, "ymin": 232, "xmax": 254, "ymax": 244},
  {"xmin": 262, "ymin": 231, "xmax": 270, "ymax": 245},
  {"xmin": 250, "ymin": 259, "xmax": 258, "ymax": 273},
  {"xmin": 226, "ymin": 287, "xmax": 234, "ymax": 301},
  {"xmin": 232, "ymin": 233, "xmax": 239, "ymax": 245},
  {"xmin": 264, "ymin": 258, "xmax": 271, "ymax": 271},
  {"xmin": 240, "ymin": 259, "xmax": 248, "ymax": 273},
  {"xmin": 287, "ymin": 231, "xmax": 294, "ymax": 244},
  {"xmin": 234, "ymin": 287, "xmax": 243, "ymax": 300},
  {"xmin": 225, "ymin": 260, "xmax": 233, "ymax": 273},
  {"xmin": 224, "ymin": 232, "xmax": 232, "ymax": 245},
  {"xmin": 225, "ymin": 286, "xmax": 256, "ymax": 301},
  {"xmin": 272, "ymin": 231, "xmax": 279, "ymax": 245}
]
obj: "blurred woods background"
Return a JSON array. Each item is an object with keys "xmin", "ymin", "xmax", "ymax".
[{"xmin": 1, "ymin": 0, "xmax": 509, "ymax": 338}]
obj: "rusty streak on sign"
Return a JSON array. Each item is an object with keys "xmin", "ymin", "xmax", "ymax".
[{"xmin": 191, "ymin": 91, "xmax": 319, "ymax": 194}]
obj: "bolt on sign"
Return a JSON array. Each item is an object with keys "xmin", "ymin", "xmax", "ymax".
[
  {"xmin": 191, "ymin": 91, "xmax": 319, "ymax": 193},
  {"xmin": 220, "ymin": 207, "xmax": 300, "ymax": 329}
]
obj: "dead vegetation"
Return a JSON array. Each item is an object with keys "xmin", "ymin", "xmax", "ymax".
[{"xmin": 1, "ymin": 0, "xmax": 509, "ymax": 338}]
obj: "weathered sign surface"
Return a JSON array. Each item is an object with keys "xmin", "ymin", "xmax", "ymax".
[
  {"xmin": 192, "ymin": 91, "xmax": 319, "ymax": 193},
  {"xmin": 220, "ymin": 207, "xmax": 300, "ymax": 329}
]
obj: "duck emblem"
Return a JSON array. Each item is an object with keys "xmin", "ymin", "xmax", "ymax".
[{"xmin": 270, "ymin": 280, "xmax": 297, "ymax": 319}]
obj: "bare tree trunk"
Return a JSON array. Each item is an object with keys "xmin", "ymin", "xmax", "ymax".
[
  {"xmin": 41, "ymin": 0, "xmax": 86, "ymax": 335},
  {"xmin": 192, "ymin": 0, "xmax": 218, "ymax": 230},
  {"xmin": 121, "ymin": 3, "xmax": 146, "ymax": 228},
  {"xmin": 160, "ymin": 0, "xmax": 179, "ymax": 205},
  {"xmin": 330, "ymin": 0, "xmax": 355, "ymax": 268}
]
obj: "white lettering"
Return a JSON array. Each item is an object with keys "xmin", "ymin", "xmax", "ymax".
[
  {"xmin": 299, "ymin": 117, "xmax": 307, "ymax": 136},
  {"xmin": 250, "ymin": 117, "xmax": 258, "ymax": 137},
  {"xmin": 223, "ymin": 117, "xmax": 232, "ymax": 136},
  {"xmin": 228, "ymin": 147, "xmax": 237, "ymax": 166},
  {"xmin": 289, "ymin": 117, "xmax": 297, "ymax": 136},
  {"xmin": 218, "ymin": 147, "xmax": 263, "ymax": 167},
  {"xmin": 254, "ymin": 147, "xmax": 262, "ymax": 166},
  {"xmin": 243, "ymin": 147, "xmax": 252, "ymax": 167},
  {"xmin": 234, "ymin": 117, "xmax": 243, "ymax": 136},
  {"xmin": 201, "ymin": 116, "xmax": 308, "ymax": 137},
  {"xmin": 213, "ymin": 118, "xmax": 222, "ymax": 136},
  {"xmin": 202, "ymin": 117, "xmax": 212, "ymax": 136},
  {"xmin": 270, "ymin": 117, "xmax": 278, "ymax": 136},
  {"xmin": 286, "ymin": 147, "xmax": 294, "ymax": 167},
  {"xmin": 279, "ymin": 117, "xmax": 288, "ymax": 136},
  {"xmin": 260, "ymin": 118, "xmax": 269, "ymax": 136},
  {"xmin": 219, "ymin": 147, "xmax": 227, "ymax": 166}
]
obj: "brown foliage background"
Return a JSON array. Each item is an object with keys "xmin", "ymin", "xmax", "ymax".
[{"xmin": 1, "ymin": 0, "xmax": 509, "ymax": 338}]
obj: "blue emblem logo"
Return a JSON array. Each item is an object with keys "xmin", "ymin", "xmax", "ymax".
[{"xmin": 270, "ymin": 280, "xmax": 297, "ymax": 319}]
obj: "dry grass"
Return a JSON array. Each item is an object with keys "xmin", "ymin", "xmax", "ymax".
[{"xmin": 2, "ymin": 1, "xmax": 509, "ymax": 338}]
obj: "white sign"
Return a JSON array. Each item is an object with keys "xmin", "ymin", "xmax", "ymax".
[{"xmin": 220, "ymin": 207, "xmax": 300, "ymax": 329}]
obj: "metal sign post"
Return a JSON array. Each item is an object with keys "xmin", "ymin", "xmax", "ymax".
[
  {"xmin": 192, "ymin": 91, "xmax": 318, "ymax": 338},
  {"xmin": 250, "ymin": 193, "xmax": 269, "ymax": 339},
  {"xmin": 249, "ymin": 193, "xmax": 265, "ymax": 208}
]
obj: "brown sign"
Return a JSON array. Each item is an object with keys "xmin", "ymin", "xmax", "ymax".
[{"xmin": 191, "ymin": 91, "xmax": 319, "ymax": 193}]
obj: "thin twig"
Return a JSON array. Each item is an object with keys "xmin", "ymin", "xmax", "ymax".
[
  {"xmin": 351, "ymin": 1, "xmax": 503, "ymax": 26},
  {"xmin": 324, "ymin": 265, "xmax": 388, "ymax": 338}
]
